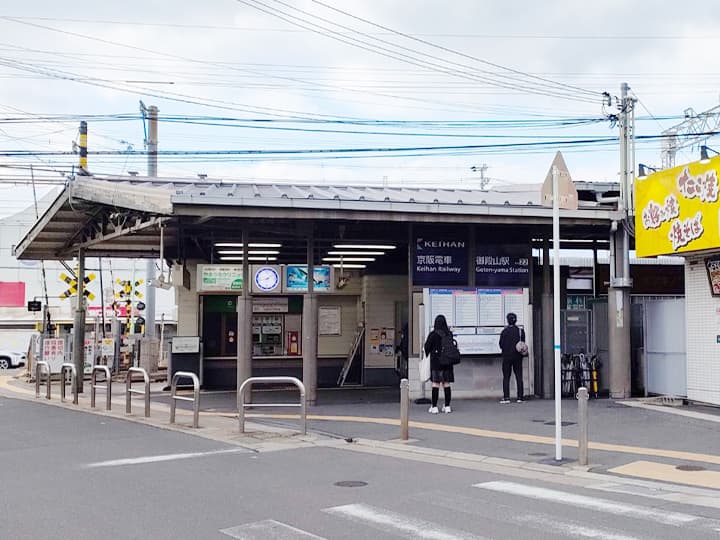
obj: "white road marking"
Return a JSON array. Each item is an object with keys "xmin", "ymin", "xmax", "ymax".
[
  {"xmin": 84, "ymin": 447, "xmax": 248, "ymax": 468},
  {"xmin": 323, "ymin": 503, "xmax": 485, "ymax": 540},
  {"xmin": 220, "ymin": 519, "xmax": 325, "ymax": 539},
  {"xmin": 474, "ymin": 481, "xmax": 698, "ymax": 527},
  {"xmin": 515, "ymin": 514, "xmax": 643, "ymax": 540}
]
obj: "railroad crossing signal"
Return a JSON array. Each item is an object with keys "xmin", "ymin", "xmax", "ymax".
[
  {"xmin": 113, "ymin": 279, "xmax": 145, "ymax": 335},
  {"xmin": 59, "ymin": 272, "xmax": 96, "ymax": 300}
]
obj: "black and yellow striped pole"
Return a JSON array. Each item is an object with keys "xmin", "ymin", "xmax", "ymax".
[{"xmin": 78, "ymin": 121, "xmax": 88, "ymax": 175}]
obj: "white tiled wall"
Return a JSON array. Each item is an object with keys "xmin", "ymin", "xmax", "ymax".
[{"xmin": 685, "ymin": 258, "xmax": 720, "ymax": 405}]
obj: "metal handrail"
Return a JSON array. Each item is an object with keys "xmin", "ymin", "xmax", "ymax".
[
  {"xmin": 35, "ymin": 360, "xmax": 51, "ymax": 400},
  {"xmin": 170, "ymin": 371, "xmax": 200, "ymax": 428},
  {"xmin": 126, "ymin": 367, "xmax": 150, "ymax": 418},
  {"xmin": 60, "ymin": 363, "xmax": 78, "ymax": 405},
  {"xmin": 238, "ymin": 376, "xmax": 306, "ymax": 435},
  {"xmin": 91, "ymin": 365, "xmax": 112, "ymax": 411}
]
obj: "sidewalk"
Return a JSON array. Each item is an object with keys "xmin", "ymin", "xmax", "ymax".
[{"xmin": 4, "ymin": 372, "xmax": 720, "ymax": 493}]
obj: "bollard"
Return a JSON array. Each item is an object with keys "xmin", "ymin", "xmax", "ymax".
[
  {"xmin": 577, "ymin": 387, "xmax": 589, "ymax": 466},
  {"xmin": 35, "ymin": 361, "xmax": 51, "ymax": 400},
  {"xmin": 91, "ymin": 365, "xmax": 112, "ymax": 411},
  {"xmin": 60, "ymin": 363, "xmax": 78, "ymax": 405},
  {"xmin": 400, "ymin": 378, "xmax": 409, "ymax": 441}
]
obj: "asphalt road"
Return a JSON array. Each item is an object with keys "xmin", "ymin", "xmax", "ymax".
[{"xmin": 2, "ymin": 395, "xmax": 720, "ymax": 540}]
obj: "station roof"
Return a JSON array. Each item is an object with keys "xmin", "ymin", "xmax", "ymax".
[{"xmin": 14, "ymin": 174, "xmax": 623, "ymax": 261}]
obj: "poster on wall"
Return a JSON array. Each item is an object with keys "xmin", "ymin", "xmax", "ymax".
[
  {"xmin": 319, "ymin": 306, "xmax": 342, "ymax": 335},
  {"xmin": 83, "ymin": 339, "xmax": 96, "ymax": 374},
  {"xmin": 42, "ymin": 337, "xmax": 66, "ymax": 373},
  {"xmin": 429, "ymin": 289, "xmax": 455, "ymax": 326},
  {"xmin": 285, "ymin": 265, "xmax": 332, "ymax": 292},
  {"xmin": 706, "ymin": 257, "xmax": 720, "ymax": 296},
  {"xmin": 413, "ymin": 232, "xmax": 468, "ymax": 286},
  {"xmin": 475, "ymin": 244, "xmax": 531, "ymax": 287},
  {"xmin": 197, "ymin": 265, "xmax": 243, "ymax": 292}
]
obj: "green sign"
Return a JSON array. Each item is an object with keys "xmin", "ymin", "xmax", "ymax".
[{"xmin": 197, "ymin": 265, "xmax": 244, "ymax": 292}]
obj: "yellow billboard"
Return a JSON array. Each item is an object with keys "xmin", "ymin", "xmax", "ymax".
[{"xmin": 635, "ymin": 155, "xmax": 720, "ymax": 257}]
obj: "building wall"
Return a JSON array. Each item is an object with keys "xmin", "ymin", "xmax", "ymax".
[
  {"xmin": 176, "ymin": 262, "xmax": 200, "ymax": 336},
  {"xmin": 317, "ymin": 295, "xmax": 359, "ymax": 357},
  {"xmin": 685, "ymin": 258, "xmax": 720, "ymax": 405},
  {"xmin": 362, "ymin": 275, "xmax": 408, "ymax": 384}
]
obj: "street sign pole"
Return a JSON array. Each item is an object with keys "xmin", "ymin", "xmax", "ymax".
[{"xmin": 552, "ymin": 165, "xmax": 562, "ymax": 461}]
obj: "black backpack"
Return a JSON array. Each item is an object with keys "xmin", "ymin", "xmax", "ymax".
[{"xmin": 438, "ymin": 331, "xmax": 461, "ymax": 366}]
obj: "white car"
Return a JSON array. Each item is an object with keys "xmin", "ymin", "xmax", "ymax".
[{"xmin": 0, "ymin": 351, "xmax": 26, "ymax": 370}]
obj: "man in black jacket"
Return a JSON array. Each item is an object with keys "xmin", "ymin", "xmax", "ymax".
[{"xmin": 499, "ymin": 312, "xmax": 524, "ymax": 404}]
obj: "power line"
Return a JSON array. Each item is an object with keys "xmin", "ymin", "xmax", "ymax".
[
  {"xmin": 236, "ymin": 0, "xmax": 600, "ymax": 104},
  {"xmin": 308, "ymin": 0, "xmax": 599, "ymax": 98}
]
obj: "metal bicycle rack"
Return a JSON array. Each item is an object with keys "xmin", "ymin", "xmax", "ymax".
[
  {"xmin": 60, "ymin": 363, "xmax": 78, "ymax": 405},
  {"xmin": 170, "ymin": 371, "xmax": 200, "ymax": 428},
  {"xmin": 238, "ymin": 376, "xmax": 306, "ymax": 435},
  {"xmin": 126, "ymin": 367, "xmax": 150, "ymax": 418},
  {"xmin": 35, "ymin": 360, "xmax": 51, "ymax": 400},
  {"xmin": 91, "ymin": 365, "xmax": 112, "ymax": 411}
]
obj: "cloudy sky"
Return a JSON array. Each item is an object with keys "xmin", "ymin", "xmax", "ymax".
[{"xmin": 0, "ymin": 0, "xmax": 719, "ymax": 216}]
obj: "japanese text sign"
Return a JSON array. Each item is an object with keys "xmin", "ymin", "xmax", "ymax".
[
  {"xmin": 635, "ymin": 156, "xmax": 720, "ymax": 257},
  {"xmin": 413, "ymin": 233, "xmax": 468, "ymax": 286}
]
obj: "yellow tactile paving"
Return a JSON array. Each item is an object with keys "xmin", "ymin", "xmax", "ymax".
[
  {"xmin": 609, "ymin": 460, "xmax": 720, "ymax": 489},
  {"xmin": 247, "ymin": 413, "xmax": 720, "ymax": 466}
]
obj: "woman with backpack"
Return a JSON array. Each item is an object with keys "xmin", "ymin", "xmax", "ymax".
[{"xmin": 424, "ymin": 314, "xmax": 459, "ymax": 414}]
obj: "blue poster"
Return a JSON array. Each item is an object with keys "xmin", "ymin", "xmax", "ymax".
[
  {"xmin": 413, "ymin": 234, "xmax": 468, "ymax": 286},
  {"xmin": 475, "ymin": 244, "xmax": 530, "ymax": 287},
  {"xmin": 285, "ymin": 265, "xmax": 331, "ymax": 291}
]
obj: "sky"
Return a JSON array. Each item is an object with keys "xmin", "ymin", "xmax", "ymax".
[{"xmin": 1, "ymin": 0, "xmax": 719, "ymax": 217}]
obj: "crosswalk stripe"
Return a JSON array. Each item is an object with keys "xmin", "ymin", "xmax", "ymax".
[
  {"xmin": 473, "ymin": 481, "xmax": 698, "ymax": 527},
  {"xmin": 514, "ymin": 514, "xmax": 643, "ymax": 540},
  {"xmin": 323, "ymin": 503, "xmax": 486, "ymax": 540},
  {"xmin": 220, "ymin": 519, "xmax": 325, "ymax": 539},
  {"xmin": 84, "ymin": 448, "xmax": 248, "ymax": 468}
]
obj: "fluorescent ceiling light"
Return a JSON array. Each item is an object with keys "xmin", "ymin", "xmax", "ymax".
[
  {"xmin": 323, "ymin": 257, "xmax": 375, "ymax": 262},
  {"xmin": 219, "ymin": 256, "xmax": 277, "ymax": 261},
  {"xmin": 332, "ymin": 264, "xmax": 366, "ymax": 269},
  {"xmin": 333, "ymin": 244, "xmax": 396, "ymax": 250},
  {"xmin": 214, "ymin": 243, "xmax": 282, "ymax": 248},
  {"xmin": 217, "ymin": 250, "xmax": 244, "ymax": 255},
  {"xmin": 247, "ymin": 250, "xmax": 280, "ymax": 255},
  {"xmin": 327, "ymin": 251, "xmax": 384, "ymax": 256}
]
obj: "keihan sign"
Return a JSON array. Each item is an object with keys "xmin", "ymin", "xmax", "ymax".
[
  {"xmin": 413, "ymin": 236, "xmax": 468, "ymax": 286},
  {"xmin": 635, "ymin": 154, "xmax": 720, "ymax": 257}
]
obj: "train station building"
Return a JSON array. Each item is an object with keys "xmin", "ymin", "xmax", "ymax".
[{"xmin": 14, "ymin": 163, "xmax": 684, "ymax": 403}]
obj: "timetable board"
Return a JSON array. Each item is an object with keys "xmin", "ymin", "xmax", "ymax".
[{"xmin": 423, "ymin": 287, "xmax": 528, "ymax": 355}]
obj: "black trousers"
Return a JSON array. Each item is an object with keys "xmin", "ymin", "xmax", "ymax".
[{"xmin": 502, "ymin": 358, "xmax": 523, "ymax": 400}]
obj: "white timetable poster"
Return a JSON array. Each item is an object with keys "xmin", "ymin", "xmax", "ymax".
[{"xmin": 425, "ymin": 287, "xmax": 529, "ymax": 354}]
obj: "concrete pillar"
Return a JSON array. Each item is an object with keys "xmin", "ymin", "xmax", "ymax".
[
  {"xmin": 541, "ymin": 236, "xmax": 553, "ymax": 398},
  {"xmin": 303, "ymin": 235, "xmax": 318, "ymax": 405},
  {"xmin": 608, "ymin": 229, "xmax": 632, "ymax": 398}
]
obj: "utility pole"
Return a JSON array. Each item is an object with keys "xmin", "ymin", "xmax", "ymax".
[
  {"xmin": 78, "ymin": 121, "xmax": 89, "ymax": 175},
  {"xmin": 145, "ymin": 105, "xmax": 158, "ymax": 340},
  {"xmin": 608, "ymin": 83, "xmax": 634, "ymax": 399},
  {"xmin": 72, "ymin": 248, "xmax": 86, "ymax": 393}
]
